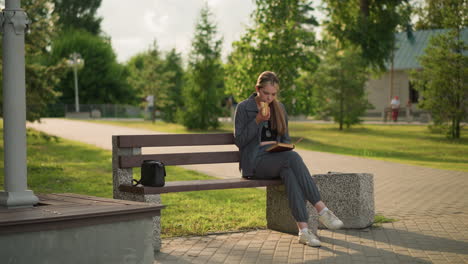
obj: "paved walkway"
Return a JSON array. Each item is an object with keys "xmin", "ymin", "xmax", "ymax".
[{"xmin": 27, "ymin": 118, "xmax": 468, "ymax": 263}]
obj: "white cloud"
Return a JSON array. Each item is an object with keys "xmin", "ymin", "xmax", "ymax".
[
  {"xmin": 98, "ymin": 0, "xmax": 255, "ymax": 63},
  {"xmin": 112, "ymin": 37, "xmax": 146, "ymax": 60},
  {"xmin": 143, "ymin": 11, "xmax": 169, "ymax": 34}
]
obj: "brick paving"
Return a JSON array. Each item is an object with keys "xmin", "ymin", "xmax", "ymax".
[
  {"xmin": 27, "ymin": 118, "xmax": 468, "ymax": 263},
  {"xmin": 156, "ymin": 214, "xmax": 468, "ymax": 263}
]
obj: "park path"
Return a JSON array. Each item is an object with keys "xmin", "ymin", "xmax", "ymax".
[{"xmin": 27, "ymin": 118, "xmax": 468, "ymax": 263}]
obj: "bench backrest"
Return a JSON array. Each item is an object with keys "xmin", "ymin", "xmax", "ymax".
[{"xmin": 115, "ymin": 133, "xmax": 239, "ymax": 168}]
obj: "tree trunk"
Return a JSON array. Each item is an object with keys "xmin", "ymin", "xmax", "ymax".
[
  {"xmin": 339, "ymin": 92, "xmax": 344, "ymax": 131},
  {"xmin": 360, "ymin": 0, "xmax": 370, "ymax": 17},
  {"xmin": 455, "ymin": 118, "xmax": 460, "ymax": 139}
]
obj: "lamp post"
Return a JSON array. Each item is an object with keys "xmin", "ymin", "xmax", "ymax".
[
  {"xmin": 67, "ymin": 52, "xmax": 84, "ymax": 112},
  {"xmin": 0, "ymin": 0, "xmax": 39, "ymax": 208}
]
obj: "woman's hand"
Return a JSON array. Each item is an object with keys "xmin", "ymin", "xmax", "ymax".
[{"xmin": 256, "ymin": 110, "xmax": 270, "ymax": 124}]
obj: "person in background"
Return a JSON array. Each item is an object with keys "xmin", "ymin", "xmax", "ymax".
[
  {"xmin": 233, "ymin": 71, "xmax": 344, "ymax": 247},
  {"xmin": 390, "ymin": 96, "xmax": 400, "ymax": 122}
]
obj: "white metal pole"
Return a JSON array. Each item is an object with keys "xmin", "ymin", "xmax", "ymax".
[{"xmin": 0, "ymin": 0, "xmax": 39, "ymax": 208}]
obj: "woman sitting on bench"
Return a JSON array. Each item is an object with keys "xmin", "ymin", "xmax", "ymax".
[{"xmin": 233, "ymin": 71, "xmax": 343, "ymax": 247}]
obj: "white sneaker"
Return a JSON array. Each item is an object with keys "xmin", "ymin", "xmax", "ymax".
[
  {"xmin": 319, "ymin": 210, "xmax": 344, "ymax": 230},
  {"xmin": 298, "ymin": 230, "xmax": 321, "ymax": 247}
]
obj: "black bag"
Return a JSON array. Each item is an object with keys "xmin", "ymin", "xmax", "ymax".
[{"xmin": 133, "ymin": 160, "xmax": 166, "ymax": 187}]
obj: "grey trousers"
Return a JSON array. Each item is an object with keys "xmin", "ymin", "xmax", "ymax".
[{"xmin": 254, "ymin": 147, "xmax": 321, "ymax": 222}]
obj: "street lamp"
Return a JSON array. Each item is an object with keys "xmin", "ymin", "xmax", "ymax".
[{"xmin": 67, "ymin": 52, "xmax": 84, "ymax": 112}]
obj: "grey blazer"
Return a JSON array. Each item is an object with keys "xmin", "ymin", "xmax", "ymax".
[{"xmin": 233, "ymin": 93, "xmax": 291, "ymax": 177}]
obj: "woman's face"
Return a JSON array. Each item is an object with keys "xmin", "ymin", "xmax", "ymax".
[{"xmin": 256, "ymin": 84, "xmax": 278, "ymax": 104}]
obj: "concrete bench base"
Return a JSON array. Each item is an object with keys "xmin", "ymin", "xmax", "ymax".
[
  {"xmin": 0, "ymin": 193, "xmax": 162, "ymax": 264},
  {"xmin": 266, "ymin": 173, "xmax": 374, "ymax": 235},
  {"xmin": 114, "ymin": 192, "xmax": 162, "ymax": 252},
  {"xmin": 0, "ymin": 218, "xmax": 155, "ymax": 264}
]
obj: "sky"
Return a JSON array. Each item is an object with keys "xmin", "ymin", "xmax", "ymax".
[{"xmin": 97, "ymin": 0, "xmax": 257, "ymax": 63}]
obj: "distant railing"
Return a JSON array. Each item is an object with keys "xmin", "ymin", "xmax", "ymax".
[{"xmin": 45, "ymin": 104, "xmax": 146, "ymax": 119}]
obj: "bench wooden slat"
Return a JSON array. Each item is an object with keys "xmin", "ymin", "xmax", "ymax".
[
  {"xmin": 117, "ymin": 133, "xmax": 235, "ymax": 148},
  {"xmin": 119, "ymin": 178, "xmax": 283, "ymax": 194},
  {"xmin": 119, "ymin": 151, "xmax": 240, "ymax": 168}
]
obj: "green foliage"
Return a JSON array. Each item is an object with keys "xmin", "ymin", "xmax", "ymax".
[
  {"xmin": 126, "ymin": 41, "xmax": 175, "ymax": 122},
  {"xmin": 411, "ymin": 0, "xmax": 467, "ymax": 139},
  {"xmin": 415, "ymin": 0, "xmax": 468, "ymax": 30},
  {"xmin": 322, "ymin": 0, "xmax": 412, "ymax": 70},
  {"xmin": 310, "ymin": 45, "xmax": 372, "ymax": 129},
  {"xmin": 179, "ymin": 4, "xmax": 224, "ymax": 130},
  {"xmin": 292, "ymin": 71, "xmax": 317, "ymax": 116},
  {"xmin": 225, "ymin": 0, "xmax": 319, "ymax": 116},
  {"xmin": 0, "ymin": 0, "xmax": 67, "ymax": 122},
  {"xmin": 52, "ymin": 0, "xmax": 102, "ymax": 35},
  {"xmin": 126, "ymin": 42, "xmax": 177, "ymax": 122},
  {"xmin": 50, "ymin": 29, "xmax": 136, "ymax": 105},
  {"xmin": 411, "ymin": 29, "xmax": 468, "ymax": 138},
  {"xmin": 160, "ymin": 49, "xmax": 185, "ymax": 123}
]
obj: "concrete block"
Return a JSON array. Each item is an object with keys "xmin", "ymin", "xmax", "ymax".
[
  {"xmin": 266, "ymin": 173, "xmax": 374, "ymax": 233},
  {"xmin": 91, "ymin": 109, "xmax": 102, "ymax": 118},
  {"xmin": 266, "ymin": 185, "xmax": 318, "ymax": 235},
  {"xmin": 315, "ymin": 172, "xmax": 374, "ymax": 229}
]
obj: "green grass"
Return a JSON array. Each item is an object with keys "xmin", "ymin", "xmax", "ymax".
[
  {"xmin": 0, "ymin": 124, "xmax": 266, "ymax": 237},
  {"xmin": 289, "ymin": 123, "xmax": 468, "ymax": 172},
  {"xmin": 2, "ymin": 129, "xmax": 114, "ymax": 197},
  {"xmin": 373, "ymin": 214, "xmax": 397, "ymax": 227},
  {"xmin": 85, "ymin": 119, "xmax": 468, "ymax": 172}
]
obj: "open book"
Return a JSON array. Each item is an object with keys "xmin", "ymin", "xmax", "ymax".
[
  {"xmin": 266, "ymin": 142, "xmax": 295, "ymax": 152},
  {"xmin": 266, "ymin": 137, "xmax": 303, "ymax": 153}
]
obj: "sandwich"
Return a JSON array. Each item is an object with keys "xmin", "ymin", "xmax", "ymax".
[{"xmin": 260, "ymin": 102, "xmax": 270, "ymax": 117}]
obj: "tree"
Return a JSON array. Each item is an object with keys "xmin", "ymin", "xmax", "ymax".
[
  {"xmin": 0, "ymin": 0, "xmax": 67, "ymax": 121},
  {"xmin": 411, "ymin": 1, "xmax": 467, "ymax": 139},
  {"xmin": 52, "ymin": 0, "xmax": 102, "ymax": 35},
  {"xmin": 178, "ymin": 4, "xmax": 224, "ymax": 130},
  {"xmin": 225, "ymin": 0, "xmax": 319, "ymax": 116},
  {"xmin": 322, "ymin": 0, "xmax": 412, "ymax": 69},
  {"xmin": 160, "ymin": 49, "xmax": 184, "ymax": 123},
  {"xmin": 311, "ymin": 45, "xmax": 371, "ymax": 130},
  {"xmin": 414, "ymin": 0, "xmax": 467, "ymax": 30},
  {"xmin": 50, "ymin": 30, "xmax": 136, "ymax": 106},
  {"xmin": 126, "ymin": 41, "xmax": 173, "ymax": 122}
]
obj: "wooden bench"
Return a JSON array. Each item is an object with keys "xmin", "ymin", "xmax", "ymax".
[
  {"xmin": 112, "ymin": 133, "xmax": 288, "ymax": 252},
  {"xmin": 114, "ymin": 133, "xmax": 283, "ymax": 195},
  {"xmin": 112, "ymin": 133, "xmax": 375, "ymax": 252}
]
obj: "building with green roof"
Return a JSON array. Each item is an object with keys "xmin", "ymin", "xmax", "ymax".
[{"xmin": 365, "ymin": 28, "xmax": 467, "ymax": 121}]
